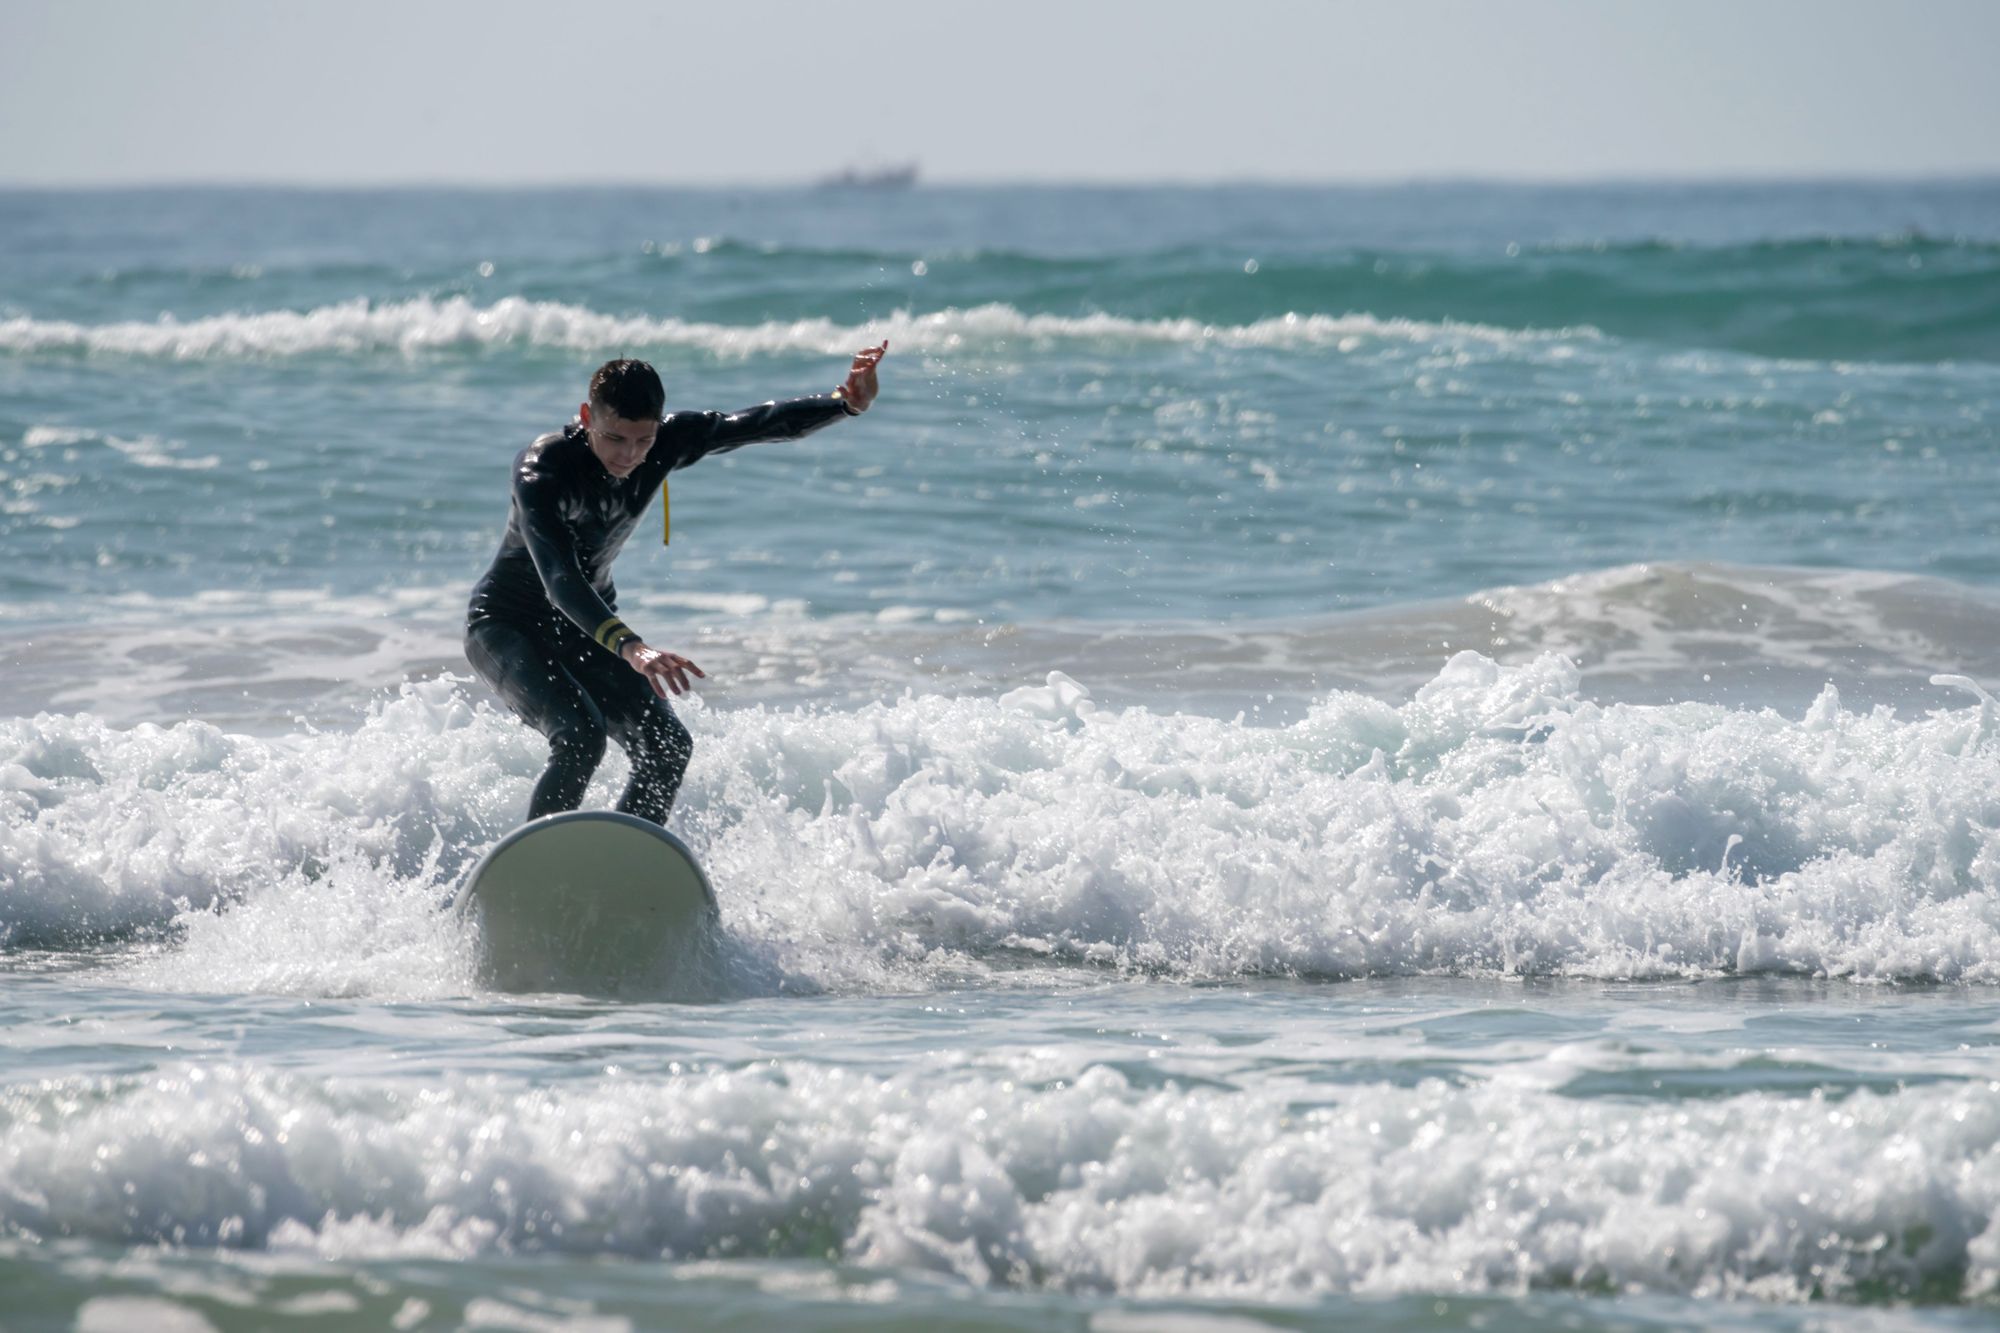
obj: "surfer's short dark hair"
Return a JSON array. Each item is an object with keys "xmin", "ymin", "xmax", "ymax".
[{"xmin": 588, "ymin": 359, "xmax": 666, "ymax": 422}]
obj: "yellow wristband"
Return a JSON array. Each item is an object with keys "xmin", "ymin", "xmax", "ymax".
[{"xmin": 593, "ymin": 617, "xmax": 637, "ymax": 655}]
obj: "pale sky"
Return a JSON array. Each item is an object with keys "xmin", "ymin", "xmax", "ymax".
[{"xmin": 2, "ymin": 0, "xmax": 1995, "ymax": 185}]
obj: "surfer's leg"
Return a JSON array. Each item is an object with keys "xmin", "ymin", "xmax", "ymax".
[
  {"xmin": 529, "ymin": 710, "xmax": 609, "ymax": 818},
  {"xmin": 608, "ymin": 700, "xmax": 693, "ymax": 825},
  {"xmin": 568, "ymin": 649, "xmax": 695, "ymax": 826},
  {"xmin": 465, "ymin": 620, "xmax": 611, "ymax": 818}
]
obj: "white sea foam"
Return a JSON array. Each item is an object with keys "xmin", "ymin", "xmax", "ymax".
[
  {"xmin": 8, "ymin": 654, "xmax": 2000, "ymax": 989},
  {"xmin": 16, "ymin": 424, "xmax": 218, "ymax": 470},
  {"xmin": 0, "ymin": 297, "xmax": 1597, "ymax": 361},
  {"xmin": 0, "ymin": 682, "xmax": 502, "ymax": 988},
  {"xmin": 2, "ymin": 1058, "xmax": 1996, "ymax": 1301}
]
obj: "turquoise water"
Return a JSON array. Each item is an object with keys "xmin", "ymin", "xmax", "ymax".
[{"xmin": 4, "ymin": 182, "xmax": 2000, "ymax": 1329}]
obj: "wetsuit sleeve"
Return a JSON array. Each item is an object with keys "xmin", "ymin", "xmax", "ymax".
[
  {"xmin": 513, "ymin": 460, "xmax": 640, "ymax": 657},
  {"xmin": 659, "ymin": 395, "xmax": 854, "ymax": 471}
]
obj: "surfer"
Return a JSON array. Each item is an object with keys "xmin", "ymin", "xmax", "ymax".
[{"xmin": 465, "ymin": 343, "xmax": 888, "ymax": 826}]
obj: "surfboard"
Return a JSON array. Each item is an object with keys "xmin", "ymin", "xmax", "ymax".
[{"xmin": 456, "ymin": 810, "xmax": 717, "ymax": 992}]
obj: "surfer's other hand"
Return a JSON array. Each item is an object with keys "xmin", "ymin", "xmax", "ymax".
[
  {"xmin": 621, "ymin": 641, "xmax": 706, "ymax": 697},
  {"xmin": 837, "ymin": 340, "xmax": 887, "ymax": 412}
]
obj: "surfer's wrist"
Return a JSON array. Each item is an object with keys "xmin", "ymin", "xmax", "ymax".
[
  {"xmin": 832, "ymin": 386, "xmax": 863, "ymax": 416},
  {"xmin": 619, "ymin": 639, "xmax": 648, "ymax": 665}
]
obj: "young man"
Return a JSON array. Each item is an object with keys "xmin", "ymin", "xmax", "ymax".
[{"xmin": 466, "ymin": 342, "xmax": 887, "ymax": 826}]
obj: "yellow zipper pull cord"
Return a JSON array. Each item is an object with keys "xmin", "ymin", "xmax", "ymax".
[{"xmin": 661, "ymin": 480, "xmax": 671, "ymax": 545}]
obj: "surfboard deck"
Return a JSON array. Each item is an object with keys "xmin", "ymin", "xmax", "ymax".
[{"xmin": 456, "ymin": 810, "xmax": 716, "ymax": 993}]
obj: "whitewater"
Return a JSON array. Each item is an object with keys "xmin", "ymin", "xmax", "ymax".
[{"xmin": 4, "ymin": 180, "xmax": 2000, "ymax": 1330}]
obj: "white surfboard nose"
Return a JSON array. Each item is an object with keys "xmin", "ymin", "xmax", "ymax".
[{"xmin": 458, "ymin": 810, "xmax": 717, "ymax": 993}]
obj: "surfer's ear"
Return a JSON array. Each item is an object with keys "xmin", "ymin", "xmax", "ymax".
[{"xmin": 578, "ymin": 402, "xmax": 592, "ymax": 428}]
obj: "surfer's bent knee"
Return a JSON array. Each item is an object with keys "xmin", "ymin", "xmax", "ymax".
[{"xmin": 551, "ymin": 715, "xmax": 608, "ymax": 766}]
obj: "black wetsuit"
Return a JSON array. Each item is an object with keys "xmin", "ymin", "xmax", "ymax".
[{"xmin": 466, "ymin": 395, "xmax": 853, "ymax": 824}]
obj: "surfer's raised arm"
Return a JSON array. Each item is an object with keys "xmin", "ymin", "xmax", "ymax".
[
  {"xmin": 653, "ymin": 341, "xmax": 890, "ymax": 470},
  {"xmin": 617, "ymin": 342, "xmax": 889, "ymax": 700}
]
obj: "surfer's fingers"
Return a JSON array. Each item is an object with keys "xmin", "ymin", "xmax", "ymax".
[
  {"xmin": 654, "ymin": 659, "xmax": 690, "ymax": 695},
  {"xmin": 634, "ymin": 655, "xmax": 676, "ymax": 698}
]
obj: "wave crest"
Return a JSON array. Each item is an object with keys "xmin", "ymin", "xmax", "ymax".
[{"xmin": 0, "ymin": 297, "xmax": 1595, "ymax": 362}]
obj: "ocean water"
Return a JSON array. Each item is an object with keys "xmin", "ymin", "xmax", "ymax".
[{"xmin": 3, "ymin": 180, "xmax": 2000, "ymax": 1330}]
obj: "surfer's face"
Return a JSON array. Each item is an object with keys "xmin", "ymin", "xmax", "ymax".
[{"xmin": 582, "ymin": 405, "xmax": 657, "ymax": 479}]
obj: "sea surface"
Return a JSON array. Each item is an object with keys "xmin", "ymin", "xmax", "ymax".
[{"xmin": 3, "ymin": 180, "xmax": 2000, "ymax": 1331}]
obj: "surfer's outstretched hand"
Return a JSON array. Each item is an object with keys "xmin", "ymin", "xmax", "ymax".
[
  {"xmin": 620, "ymin": 641, "xmax": 706, "ymax": 698},
  {"xmin": 838, "ymin": 340, "xmax": 888, "ymax": 412}
]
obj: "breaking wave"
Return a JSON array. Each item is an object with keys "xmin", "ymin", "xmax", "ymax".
[
  {"xmin": 0, "ymin": 297, "xmax": 1597, "ymax": 362},
  {"xmin": 7, "ymin": 652, "xmax": 2000, "ymax": 990},
  {"xmin": 3, "ymin": 1058, "xmax": 1998, "ymax": 1301}
]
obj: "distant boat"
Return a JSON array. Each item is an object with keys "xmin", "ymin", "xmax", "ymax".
[{"xmin": 815, "ymin": 162, "xmax": 919, "ymax": 191}]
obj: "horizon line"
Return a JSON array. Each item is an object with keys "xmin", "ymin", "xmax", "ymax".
[{"xmin": 4, "ymin": 170, "xmax": 2000, "ymax": 193}]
